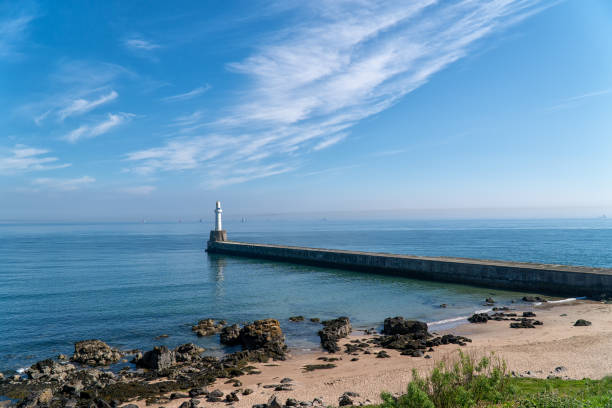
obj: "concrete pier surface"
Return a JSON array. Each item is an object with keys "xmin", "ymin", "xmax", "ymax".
[{"xmin": 207, "ymin": 239, "xmax": 612, "ymax": 297}]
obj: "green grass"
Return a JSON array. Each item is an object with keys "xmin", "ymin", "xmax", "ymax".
[{"xmin": 371, "ymin": 352, "xmax": 612, "ymax": 408}]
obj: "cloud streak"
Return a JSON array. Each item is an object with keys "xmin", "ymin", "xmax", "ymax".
[
  {"xmin": 0, "ymin": 145, "xmax": 70, "ymax": 174},
  {"xmin": 161, "ymin": 85, "xmax": 211, "ymax": 102},
  {"xmin": 124, "ymin": 37, "xmax": 160, "ymax": 51},
  {"xmin": 0, "ymin": 13, "xmax": 35, "ymax": 58},
  {"xmin": 32, "ymin": 176, "xmax": 95, "ymax": 191},
  {"xmin": 64, "ymin": 113, "xmax": 133, "ymax": 143},
  {"xmin": 58, "ymin": 90, "xmax": 118, "ymax": 121},
  {"xmin": 127, "ymin": 0, "xmax": 552, "ymax": 187}
]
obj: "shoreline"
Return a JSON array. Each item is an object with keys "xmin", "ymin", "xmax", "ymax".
[
  {"xmin": 2, "ymin": 299, "xmax": 611, "ymax": 408},
  {"xmin": 134, "ymin": 300, "xmax": 612, "ymax": 408}
]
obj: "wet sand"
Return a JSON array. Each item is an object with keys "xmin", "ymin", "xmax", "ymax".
[{"xmin": 134, "ymin": 300, "xmax": 612, "ymax": 408}]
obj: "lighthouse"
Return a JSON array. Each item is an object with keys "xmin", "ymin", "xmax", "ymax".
[
  {"xmin": 208, "ymin": 201, "xmax": 227, "ymax": 244},
  {"xmin": 215, "ymin": 201, "xmax": 223, "ymax": 231}
]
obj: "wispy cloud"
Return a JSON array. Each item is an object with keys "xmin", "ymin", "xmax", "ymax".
[
  {"xmin": 58, "ymin": 90, "xmax": 118, "ymax": 121},
  {"xmin": 119, "ymin": 185, "xmax": 157, "ymax": 195},
  {"xmin": 126, "ymin": 0, "xmax": 552, "ymax": 187},
  {"xmin": 124, "ymin": 37, "xmax": 161, "ymax": 51},
  {"xmin": 64, "ymin": 113, "xmax": 133, "ymax": 143},
  {"xmin": 20, "ymin": 60, "xmax": 132, "ymax": 125},
  {"xmin": 32, "ymin": 176, "xmax": 95, "ymax": 191},
  {"xmin": 125, "ymin": 135, "xmax": 246, "ymax": 175},
  {"xmin": 0, "ymin": 12, "xmax": 35, "ymax": 58},
  {"xmin": 313, "ymin": 133, "xmax": 347, "ymax": 151},
  {"xmin": 546, "ymin": 87, "xmax": 612, "ymax": 112},
  {"xmin": 0, "ymin": 145, "xmax": 71, "ymax": 174},
  {"xmin": 161, "ymin": 85, "xmax": 211, "ymax": 102}
]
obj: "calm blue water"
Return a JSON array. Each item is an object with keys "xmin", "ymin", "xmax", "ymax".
[{"xmin": 1, "ymin": 218, "xmax": 611, "ymax": 373}]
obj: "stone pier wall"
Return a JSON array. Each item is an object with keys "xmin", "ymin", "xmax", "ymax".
[{"xmin": 206, "ymin": 240, "xmax": 612, "ymax": 297}]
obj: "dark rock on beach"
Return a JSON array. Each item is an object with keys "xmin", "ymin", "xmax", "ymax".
[
  {"xmin": 289, "ymin": 316, "xmax": 305, "ymax": 322},
  {"xmin": 71, "ymin": 339, "xmax": 123, "ymax": 366},
  {"xmin": 220, "ymin": 324, "xmax": 242, "ymax": 346},
  {"xmin": 192, "ymin": 318, "xmax": 225, "ymax": 337},
  {"xmin": 239, "ymin": 319, "xmax": 287, "ymax": 360},
  {"xmin": 510, "ymin": 318, "xmax": 543, "ymax": 329},
  {"xmin": 318, "ymin": 317, "xmax": 352, "ymax": 353},
  {"xmin": 574, "ymin": 319, "xmax": 592, "ymax": 326},
  {"xmin": 468, "ymin": 313, "xmax": 490, "ymax": 323},
  {"xmin": 382, "ymin": 317, "xmax": 427, "ymax": 337}
]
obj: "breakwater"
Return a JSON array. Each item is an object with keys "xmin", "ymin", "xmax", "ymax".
[{"xmin": 206, "ymin": 239, "xmax": 612, "ymax": 296}]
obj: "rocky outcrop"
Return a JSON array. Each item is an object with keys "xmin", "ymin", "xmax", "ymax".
[
  {"xmin": 574, "ymin": 319, "xmax": 591, "ymax": 326},
  {"xmin": 174, "ymin": 343, "xmax": 205, "ymax": 363},
  {"xmin": 71, "ymin": 340, "xmax": 122, "ymax": 366},
  {"xmin": 382, "ymin": 317, "xmax": 428, "ymax": 336},
  {"xmin": 468, "ymin": 313, "xmax": 490, "ymax": 323},
  {"xmin": 510, "ymin": 318, "xmax": 543, "ymax": 329},
  {"xmin": 135, "ymin": 346, "xmax": 176, "ymax": 370},
  {"xmin": 239, "ymin": 319, "xmax": 287, "ymax": 360},
  {"xmin": 192, "ymin": 318, "xmax": 225, "ymax": 337},
  {"xmin": 318, "ymin": 317, "xmax": 352, "ymax": 353},
  {"xmin": 220, "ymin": 324, "xmax": 241, "ymax": 346},
  {"xmin": 26, "ymin": 359, "xmax": 76, "ymax": 382}
]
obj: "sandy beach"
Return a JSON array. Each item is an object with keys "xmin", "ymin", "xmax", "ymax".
[{"xmin": 131, "ymin": 300, "xmax": 612, "ymax": 408}]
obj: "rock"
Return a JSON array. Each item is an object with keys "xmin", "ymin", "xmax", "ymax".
[
  {"xmin": 522, "ymin": 311, "xmax": 536, "ymax": 318},
  {"xmin": 510, "ymin": 318, "xmax": 543, "ymax": 329},
  {"xmin": 280, "ymin": 377, "xmax": 293, "ymax": 383},
  {"xmin": 220, "ymin": 324, "xmax": 242, "ymax": 346},
  {"xmin": 485, "ymin": 297, "xmax": 495, "ymax": 304},
  {"xmin": 58, "ymin": 354, "xmax": 67, "ymax": 360},
  {"xmin": 555, "ymin": 366, "xmax": 566, "ymax": 373},
  {"xmin": 226, "ymin": 392, "xmax": 239, "ymax": 402},
  {"xmin": 135, "ymin": 346, "xmax": 176, "ymax": 370},
  {"xmin": 239, "ymin": 319, "xmax": 287, "ymax": 359},
  {"xmin": 382, "ymin": 317, "xmax": 427, "ymax": 337},
  {"xmin": 154, "ymin": 334, "xmax": 169, "ymax": 340},
  {"xmin": 318, "ymin": 317, "xmax": 352, "ymax": 352},
  {"xmin": 574, "ymin": 319, "xmax": 591, "ymax": 326},
  {"xmin": 179, "ymin": 402, "xmax": 192, "ymax": 408},
  {"xmin": 192, "ymin": 318, "xmax": 225, "ymax": 337},
  {"xmin": 350, "ymin": 357, "xmax": 359, "ymax": 361},
  {"xmin": 268, "ymin": 395, "xmax": 282, "ymax": 408},
  {"xmin": 289, "ymin": 316, "xmax": 305, "ymax": 322},
  {"xmin": 174, "ymin": 343, "xmax": 205, "ymax": 362},
  {"xmin": 339, "ymin": 393, "xmax": 353, "ymax": 406},
  {"xmin": 189, "ymin": 388, "xmax": 207, "ymax": 397},
  {"xmin": 310, "ymin": 318, "xmax": 320, "ymax": 323},
  {"xmin": 26, "ymin": 358, "xmax": 76, "ymax": 382},
  {"xmin": 209, "ymin": 389, "xmax": 224, "ymax": 398},
  {"xmin": 522, "ymin": 296, "xmax": 546, "ymax": 302},
  {"xmin": 376, "ymin": 351, "xmax": 390, "ymax": 358},
  {"xmin": 468, "ymin": 313, "xmax": 490, "ymax": 323},
  {"xmin": 286, "ymin": 398, "xmax": 299, "ymax": 406},
  {"xmin": 71, "ymin": 340, "xmax": 122, "ymax": 366},
  {"xmin": 242, "ymin": 388, "xmax": 254, "ymax": 395}
]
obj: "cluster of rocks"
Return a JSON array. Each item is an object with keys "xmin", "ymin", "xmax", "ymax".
[
  {"xmin": 253, "ymin": 394, "xmax": 328, "ymax": 408},
  {"xmin": 0, "ymin": 319, "xmax": 288, "ymax": 408},
  {"xmin": 191, "ymin": 318, "xmax": 226, "ymax": 337},
  {"xmin": 467, "ymin": 311, "xmax": 543, "ymax": 328},
  {"xmin": 370, "ymin": 317, "xmax": 471, "ymax": 357},
  {"xmin": 318, "ymin": 317, "xmax": 352, "ymax": 353},
  {"xmin": 71, "ymin": 340, "xmax": 124, "ymax": 367}
]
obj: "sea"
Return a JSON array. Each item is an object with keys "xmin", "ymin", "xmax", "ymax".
[{"xmin": 1, "ymin": 217, "xmax": 611, "ymax": 373}]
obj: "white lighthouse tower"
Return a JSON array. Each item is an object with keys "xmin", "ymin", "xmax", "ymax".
[
  {"xmin": 215, "ymin": 201, "xmax": 223, "ymax": 231},
  {"xmin": 208, "ymin": 201, "xmax": 227, "ymax": 245}
]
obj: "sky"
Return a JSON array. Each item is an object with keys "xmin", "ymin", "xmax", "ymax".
[{"xmin": 1, "ymin": 0, "xmax": 612, "ymax": 221}]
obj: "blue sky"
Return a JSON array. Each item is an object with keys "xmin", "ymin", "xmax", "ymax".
[{"xmin": 1, "ymin": 0, "xmax": 612, "ymax": 221}]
